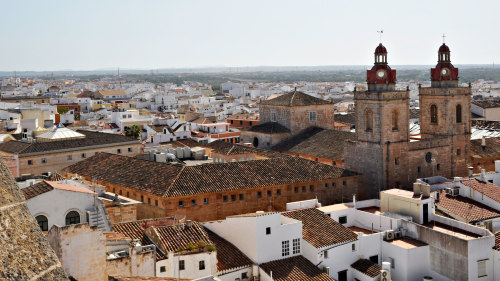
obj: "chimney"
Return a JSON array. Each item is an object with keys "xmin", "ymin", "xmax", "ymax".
[
  {"xmin": 185, "ymin": 220, "xmax": 193, "ymax": 228},
  {"xmin": 495, "ymin": 160, "xmax": 500, "ymax": 173},
  {"xmin": 480, "ymin": 169, "xmax": 487, "ymax": 182},
  {"xmin": 482, "ymin": 136, "xmax": 486, "ymax": 150},
  {"xmin": 468, "ymin": 166, "xmax": 474, "ymax": 177},
  {"xmin": 421, "ymin": 184, "xmax": 431, "ymax": 198},
  {"xmin": 413, "ymin": 182, "xmax": 421, "ymax": 197},
  {"xmin": 352, "ymin": 194, "xmax": 357, "ymax": 209}
]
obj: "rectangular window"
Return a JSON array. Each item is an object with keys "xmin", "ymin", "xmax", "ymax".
[
  {"xmin": 242, "ymin": 272, "xmax": 248, "ymax": 279},
  {"xmin": 389, "ymin": 257, "xmax": 395, "ymax": 269},
  {"xmin": 309, "ymin": 111, "xmax": 317, "ymax": 122},
  {"xmin": 141, "ymin": 195, "xmax": 144, "ymax": 202},
  {"xmin": 160, "ymin": 266, "xmax": 166, "ymax": 273},
  {"xmin": 41, "ymin": 158, "xmax": 46, "ymax": 164},
  {"xmin": 155, "ymin": 200, "xmax": 158, "ymax": 206},
  {"xmin": 271, "ymin": 111, "xmax": 277, "ymax": 122},
  {"xmin": 332, "ymin": 182, "xmax": 336, "ymax": 188},
  {"xmin": 257, "ymin": 191, "xmax": 262, "ymax": 198},
  {"xmin": 199, "ymin": 260, "xmax": 205, "ymax": 270},
  {"xmin": 179, "ymin": 201, "xmax": 184, "ymax": 208},
  {"xmin": 294, "ymin": 187, "xmax": 298, "ymax": 193},
  {"xmin": 231, "ymin": 194, "xmax": 236, "ymax": 202},
  {"xmin": 302, "ymin": 186, "xmax": 306, "ymax": 193},
  {"xmin": 179, "ymin": 260, "xmax": 185, "ymax": 271},
  {"xmin": 117, "ymin": 149, "xmax": 121, "ymax": 154},
  {"xmin": 28, "ymin": 160, "xmax": 32, "ymax": 165},
  {"xmin": 310, "ymin": 185, "xmax": 314, "ymax": 192},
  {"xmin": 343, "ymin": 181, "xmax": 347, "ymax": 186},
  {"xmin": 457, "ymin": 149, "xmax": 461, "ymax": 156},
  {"xmin": 417, "ymin": 166, "xmax": 421, "ymax": 173},
  {"xmin": 478, "ymin": 259, "xmax": 488, "ymax": 277},
  {"xmin": 81, "ymin": 153, "xmax": 86, "ymax": 158},
  {"xmin": 223, "ymin": 195, "xmax": 228, "ymax": 202},
  {"xmin": 128, "ymin": 147, "xmax": 132, "ymax": 153},
  {"xmin": 276, "ymin": 189, "xmax": 281, "ymax": 196},
  {"xmin": 192, "ymin": 199, "xmax": 196, "ymax": 206},
  {"xmin": 324, "ymin": 250, "xmax": 328, "ymax": 259},
  {"xmin": 267, "ymin": 190, "xmax": 271, "ymax": 197},
  {"xmin": 437, "ymin": 164, "xmax": 441, "ymax": 170},
  {"xmin": 281, "ymin": 240, "xmax": 290, "ymax": 257},
  {"xmin": 394, "ymin": 158, "xmax": 399, "ymax": 165},
  {"xmin": 204, "ymin": 198, "xmax": 208, "ymax": 205},
  {"xmin": 352, "ymin": 243, "xmax": 356, "ymax": 251},
  {"xmin": 239, "ymin": 194, "xmax": 244, "ymax": 200},
  {"xmin": 67, "ymin": 155, "xmax": 72, "ymax": 161},
  {"xmin": 148, "ymin": 198, "xmax": 151, "ymax": 204},
  {"xmin": 292, "ymin": 238, "xmax": 300, "ymax": 254},
  {"xmin": 339, "ymin": 216, "xmax": 347, "ymax": 224},
  {"xmin": 266, "ymin": 227, "xmax": 271, "ymax": 235}
]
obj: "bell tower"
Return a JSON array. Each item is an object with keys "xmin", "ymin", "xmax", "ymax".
[
  {"xmin": 419, "ymin": 43, "xmax": 471, "ymax": 178},
  {"xmin": 345, "ymin": 43, "xmax": 410, "ymax": 198}
]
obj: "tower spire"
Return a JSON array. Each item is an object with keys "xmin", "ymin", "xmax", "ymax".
[{"xmin": 442, "ymin": 33, "xmax": 446, "ymax": 44}]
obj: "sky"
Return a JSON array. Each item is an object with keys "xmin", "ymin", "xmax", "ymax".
[{"xmin": 0, "ymin": 0, "xmax": 499, "ymax": 71}]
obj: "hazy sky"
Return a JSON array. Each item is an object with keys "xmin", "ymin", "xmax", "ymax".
[{"xmin": 1, "ymin": 0, "xmax": 498, "ymax": 71}]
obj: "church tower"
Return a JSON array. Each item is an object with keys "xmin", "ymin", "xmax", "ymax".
[
  {"xmin": 419, "ymin": 43, "xmax": 471, "ymax": 177},
  {"xmin": 345, "ymin": 44, "xmax": 410, "ymax": 199}
]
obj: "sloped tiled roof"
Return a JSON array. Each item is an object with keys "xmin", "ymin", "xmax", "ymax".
[
  {"xmin": 351, "ymin": 259, "xmax": 381, "ymax": 278},
  {"xmin": 470, "ymin": 137, "xmax": 500, "ymax": 158},
  {"xmin": 63, "ymin": 153, "xmax": 356, "ymax": 198},
  {"xmin": 435, "ymin": 190, "xmax": 500, "ymax": 223},
  {"xmin": 206, "ymin": 140, "xmax": 287, "ymax": 158},
  {"xmin": 272, "ymin": 127, "xmax": 355, "ymax": 160},
  {"xmin": 495, "ymin": 231, "xmax": 500, "ymax": 251},
  {"xmin": 146, "ymin": 222, "xmax": 212, "ymax": 253},
  {"xmin": 259, "ymin": 256, "xmax": 333, "ymax": 281},
  {"xmin": 260, "ymin": 91, "xmax": 331, "ymax": 107},
  {"xmin": 472, "ymin": 100, "xmax": 500, "ymax": 109},
  {"xmin": 461, "ymin": 178, "xmax": 500, "ymax": 204},
  {"xmin": 282, "ymin": 208, "xmax": 358, "ymax": 248},
  {"xmin": 22, "ymin": 181, "xmax": 53, "ymax": 200},
  {"xmin": 245, "ymin": 122, "xmax": 290, "ymax": 133},
  {"xmin": 0, "ymin": 130, "xmax": 139, "ymax": 156}
]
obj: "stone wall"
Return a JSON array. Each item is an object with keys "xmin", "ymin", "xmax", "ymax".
[{"xmin": 0, "ymin": 158, "xmax": 68, "ymax": 280}]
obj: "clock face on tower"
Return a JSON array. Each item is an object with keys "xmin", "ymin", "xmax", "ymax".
[
  {"xmin": 376, "ymin": 70, "xmax": 386, "ymax": 79},
  {"xmin": 441, "ymin": 68, "xmax": 450, "ymax": 77}
]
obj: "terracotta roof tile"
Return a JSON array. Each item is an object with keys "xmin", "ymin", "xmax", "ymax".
[
  {"xmin": 461, "ymin": 178, "xmax": 500, "ymax": 204},
  {"xmin": 282, "ymin": 208, "xmax": 358, "ymax": 248},
  {"xmin": 351, "ymin": 259, "xmax": 381, "ymax": 278},
  {"xmin": 470, "ymin": 137, "xmax": 500, "ymax": 158},
  {"xmin": 272, "ymin": 127, "xmax": 355, "ymax": 160},
  {"xmin": 260, "ymin": 91, "xmax": 331, "ymax": 107},
  {"xmin": 245, "ymin": 122, "xmax": 290, "ymax": 134},
  {"xmin": 205, "ymin": 228, "xmax": 253, "ymax": 271},
  {"xmin": 472, "ymin": 100, "xmax": 500, "ymax": 109},
  {"xmin": 259, "ymin": 255, "xmax": 333, "ymax": 281},
  {"xmin": 21, "ymin": 181, "xmax": 54, "ymax": 200},
  {"xmin": 145, "ymin": 222, "xmax": 212, "ymax": 253},
  {"xmin": 63, "ymin": 153, "xmax": 356, "ymax": 198},
  {"xmin": 495, "ymin": 232, "xmax": 500, "ymax": 251},
  {"xmin": 0, "ymin": 130, "xmax": 139, "ymax": 155},
  {"xmin": 206, "ymin": 140, "xmax": 287, "ymax": 158},
  {"xmin": 435, "ymin": 190, "xmax": 500, "ymax": 223}
]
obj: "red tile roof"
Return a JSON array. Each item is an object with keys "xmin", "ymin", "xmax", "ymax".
[
  {"xmin": 259, "ymin": 256, "xmax": 333, "ymax": 281},
  {"xmin": 260, "ymin": 91, "xmax": 331, "ymax": 107},
  {"xmin": 205, "ymin": 228, "xmax": 253, "ymax": 271},
  {"xmin": 435, "ymin": 190, "xmax": 500, "ymax": 223},
  {"xmin": 145, "ymin": 222, "xmax": 213, "ymax": 253},
  {"xmin": 22, "ymin": 180, "xmax": 95, "ymax": 200},
  {"xmin": 495, "ymin": 232, "xmax": 500, "ymax": 251},
  {"xmin": 461, "ymin": 178, "xmax": 500, "ymax": 204},
  {"xmin": 63, "ymin": 153, "xmax": 356, "ymax": 198},
  {"xmin": 351, "ymin": 259, "xmax": 381, "ymax": 278},
  {"xmin": 282, "ymin": 208, "xmax": 358, "ymax": 248}
]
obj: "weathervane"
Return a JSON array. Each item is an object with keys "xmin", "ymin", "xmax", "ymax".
[
  {"xmin": 377, "ymin": 30, "xmax": 383, "ymax": 43},
  {"xmin": 442, "ymin": 33, "xmax": 446, "ymax": 44}
]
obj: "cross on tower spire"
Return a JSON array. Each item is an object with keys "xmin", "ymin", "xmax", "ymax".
[
  {"xmin": 377, "ymin": 30, "xmax": 384, "ymax": 43},
  {"xmin": 442, "ymin": 33, "xmax": 446, "ymax": 44}
]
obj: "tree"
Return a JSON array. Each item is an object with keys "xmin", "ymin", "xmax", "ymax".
[
  {"xmin": 125, "ymin": 125, "xmax": 141, "ymax": 139},
  {"xmin": 57, "ymin": 107, "xmax": 69, "ymax": 115}
]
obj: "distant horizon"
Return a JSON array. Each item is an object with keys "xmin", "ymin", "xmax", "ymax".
[{"xmin": 0, "ymin": 0, "xmax": 498, "ymax": 71}]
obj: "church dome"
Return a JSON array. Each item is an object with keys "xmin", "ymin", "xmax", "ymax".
[
  {"xmin": 374, "ymin": 43, "xmax": 387, "ymax": 54},
  {"xmin": 438, "ymin": 43, "xmax": 450, "ymax": 52}
]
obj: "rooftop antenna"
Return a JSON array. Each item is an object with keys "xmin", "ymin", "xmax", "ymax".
[
  {"xmin": 442, "ymin": 33, "xmax": 446, "ymax": 44},
  {"xmin": 377, "ymin": 30, "xmax": 383, "ymax": 44}
]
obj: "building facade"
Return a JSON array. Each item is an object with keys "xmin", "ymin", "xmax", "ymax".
[{"xmin": 345, "ymin": 43, "xmax": 471, "ymax": 198}]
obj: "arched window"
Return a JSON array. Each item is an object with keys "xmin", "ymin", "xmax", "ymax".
[
  {"xmin": 456, "ymin": 104, "xmax": 462, "ymax": 123},
  {"xmin": 65, "ymin": 211, "xmax": 80, "ymax": 225},
  {"xmin": 36, "ymin": 215, "xmax": 48, "ymax": 231},
  {"xmin": 430, "ymin": 105, "xmax": 438, "ymax": 124},
  {"xmin": 365, "ymin": 109, "xmax": 373, "ymax": 131},
  {"xmin": 392, "ymin": 110, "xmax": 399, "ymax": 131},
  {"xmin": 252, "ymin": 137, "xmax": 259, "ymax": 147}
]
